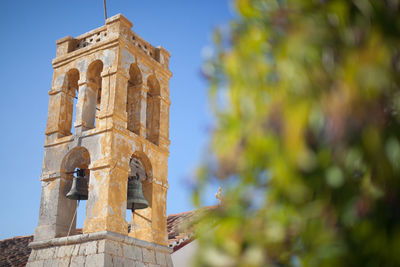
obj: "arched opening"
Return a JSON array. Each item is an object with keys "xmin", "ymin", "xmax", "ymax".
[
  {"xmin": 86, "ymin": 60, "xmax": 103, "ymax": 129},
  {"xmin": 61, "ymin": 147, "xmax": 91, "ymax": 234},
  {"xmin": 146, "ymin": 75, "xmax": 161, "ymax": 145},
  {"xmin": 64, "ymin": 69, "xmax": 79, "ymax": 136},
  {"xmin": 126, "ymin": 63, "xmax": 142, "ymax": 134},
  {"xmin": 127, "ymin": 153, "xmax": 153, "ymax": 236}
]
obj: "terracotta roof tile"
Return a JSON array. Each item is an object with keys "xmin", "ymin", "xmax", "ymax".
[
  {"xmin": 167, "ymin": 205, "xmax": 216, "ymax": 251},
  {"xmin": 0, "ymin": 235, "xmax": 33, "ymax": 267}
]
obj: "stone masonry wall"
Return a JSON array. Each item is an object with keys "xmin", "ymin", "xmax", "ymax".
[{"xmin": 27, "ymin": 231, "xmax": 173, "ymax": 267}]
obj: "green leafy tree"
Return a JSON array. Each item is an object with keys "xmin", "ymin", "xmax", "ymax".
[{"xmin": 193, "ymin": 0, "xmax": 400, "ymax": 266}]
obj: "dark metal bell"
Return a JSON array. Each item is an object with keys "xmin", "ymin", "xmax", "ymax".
[
  {"xmin": 66, "ymin": 169, "xmax": 88, "ymax": 200},
  {"xmin": 127, "ymin": 176, "xmax": 149, "ymax": 211},
  {"xmin": 130, "ymin": 158, "xmax": 146, "ymax": 180}
]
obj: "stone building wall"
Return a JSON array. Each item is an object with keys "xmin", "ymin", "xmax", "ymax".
[{"xmin": 27, "ymin": 232, "xmax": 173, "ymax": 267}]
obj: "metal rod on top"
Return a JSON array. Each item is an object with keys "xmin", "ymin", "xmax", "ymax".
[{"xmin": 103, "ymin": 0, "xmax": 108, "ymax": 21}]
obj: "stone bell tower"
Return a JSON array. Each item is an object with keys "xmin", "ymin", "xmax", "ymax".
[{"xmin": 27, "ymin": 14, "xmax": 173, "ymax": 266}]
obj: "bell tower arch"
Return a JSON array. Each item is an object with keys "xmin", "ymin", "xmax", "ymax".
[{"xmin": 28, "ymin": 14, "xmax": 173, "ymax": 267}]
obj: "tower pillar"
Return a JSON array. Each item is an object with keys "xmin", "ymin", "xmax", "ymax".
[{"xmin": 75, "ymin": 81, "xmax": 98, "ymax": 133}]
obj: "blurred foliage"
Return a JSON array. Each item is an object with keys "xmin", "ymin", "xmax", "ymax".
[{"xmin": 193, "ymin": 0, "xmax": 400, "ymax": 266}]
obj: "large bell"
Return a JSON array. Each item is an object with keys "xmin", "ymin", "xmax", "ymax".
[
  {"xmin": 127, "ymin": 175, "xmax": 149, "ymax": 211},
  {"xmin": 66, "ymin": 169, "xmax": 88, "ymax": 200}
]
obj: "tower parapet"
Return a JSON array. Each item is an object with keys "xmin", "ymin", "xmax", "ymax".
[{"xmin": 55, "ymin": 15, "xmax": 170, "ymax": 69}]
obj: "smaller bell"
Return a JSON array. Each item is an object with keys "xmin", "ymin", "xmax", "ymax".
[
  {"xmin": 66, "ymin": 169, "xmax": 88, "ymax": 201},
  {"xmin": 127, "ymin": 175, "xmax": 149, "ymax": 211}
]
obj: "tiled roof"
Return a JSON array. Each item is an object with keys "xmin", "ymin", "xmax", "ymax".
[
  {"xmin": 0, "ymin": 208, "xmax": 211, "ymax": 266},
  {"xmin": 167, "ymin": 210, "xmax": 196, "ymax": 251},
  {"xmin": 167, "ymin": 205, "xmax": 216, "ymax": 251},
  {"xmin": 0, "ymin": 235, "xmax": 33, "ymax": 267}
]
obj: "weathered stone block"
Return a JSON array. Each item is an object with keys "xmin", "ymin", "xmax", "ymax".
[
  {"xmin": 166, "ymin": 254, "xmax": 173, "ymax": 267},
  {"xmin": 111, "ymin": 255, "xmax": 125, "ymax": 267},
  {"xmin": 86, "ymin": 241, "xmax": 98, "ymax": 254},
  {"xmin": 27, "ymin": 260, "xmax": 44, "ymax": 267},
  {"xmin": 53, "ymin": 246, "xmax": 60, "ymax": 258},
  {"xmin": 135, "ymin": 261, "xmax": 146, "ymax": 267},
  {"xmin": 124, "ymin": 258, "xmax": 136, "ymax": 267},
  {"xmin": 36, "ymin": 247, "xmax": 55, "ymax": 260},
  {"xmin": 155, "ymin": 251, "xmax": 166, "ymax": 266},
  {"xmin": 28, "ymin": 249, "xmax": 37, "ymax": 262},
  {"xmin": 98, "ymin": 240, "xmax": 123, "ymax": 256},
  {"xmin": 78, "ymin": 242, "xmax": 88, "ymax": 255},
  {"xmin": 123, "ymin": 243, "xmax": 135, "ymax": 259},
  {"xmin": 134, "ymin": 246, "xmax": 143, "ymax": 261},
  {"xmin": 143, "ymin": 248, "xmax": 156, "ymax": 263},
  {"xmin": 72, "ymin": 244, "xmax": 81, "ymax": 256},
  {"xmin": 57, "ymin": 244, "xmax": 74, "ymax": 258},
  {"xmin": 98, "ymin": 239, "xmax": 106, "ymax": 253},
  {"xmin": 70, "ymin": 255, "xmax": 86, "ymax": 266},
  {"xmin": 58, "ymin": 257, "xmax": 71, "ymax": 267},
  {"xmin": 104, "ymin": 253, "xmax": 114, "ymax": 266},
  {"xmin": 85, "ymin": 254, "xmax": 105, "ymax": 266},
  {"xmin": 44, "ymin": 258, "xmax": 58, "ymax": 266}
]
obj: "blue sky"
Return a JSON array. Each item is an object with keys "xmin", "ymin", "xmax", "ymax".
[{"xmin": 0, "ymin": 0, "xmax": 233, "ymax": 239}]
